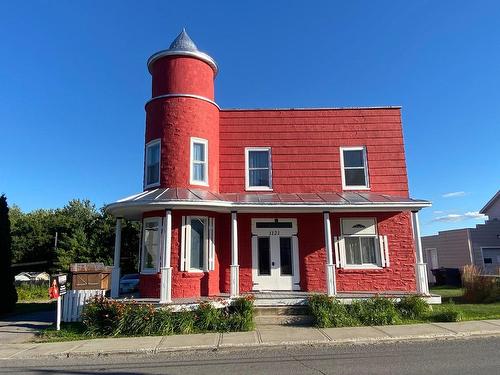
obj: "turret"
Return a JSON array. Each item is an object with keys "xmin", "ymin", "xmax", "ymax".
[{"xmin": 144, "ymin": 29, "xmax": 220, "ymax": 192}]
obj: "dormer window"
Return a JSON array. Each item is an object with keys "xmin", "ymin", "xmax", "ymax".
[
  {"xmin": 145, "ymin": 140, "xmax": 160, "ymax": 188},
  {"xmin": 190, "ymin": 137, "xmax": 208, "ymax": 185},
  {"xmin": 340, "ymin": 146, "xmax": 369, "ymax": 190},
  {"xmin": 245, "ymin": 147, "xmax": 272, "ymax": 191}
]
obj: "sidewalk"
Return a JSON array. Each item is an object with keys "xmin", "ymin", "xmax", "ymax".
[{"xmin": 1, "ymin": 320, "xmax": 499, "ymax": 360}]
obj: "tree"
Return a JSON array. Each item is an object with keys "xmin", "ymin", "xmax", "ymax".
[{"xmin": 0, "ymin": 194, "xmax": 18, "ymax": 313}]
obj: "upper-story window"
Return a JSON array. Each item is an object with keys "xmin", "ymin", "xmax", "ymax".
[
  {"xmin": 145, "ymin": 140, "xmax": 160, "ymax": 188},
  {"xmin": 190, "ymin": 138, "xmax": 208, "ymax": 185},
  {"xmin": 245, "ymin": 147, "xmax": 272, "ymax": 190},
  {"xmin": 340, "ymin": 146, "xmax": 369, "ymax": 190}
]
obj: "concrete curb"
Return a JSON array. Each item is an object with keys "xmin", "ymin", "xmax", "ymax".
[{"xmin": 1, "ymin": 320, "xmax": 500, "ymax": 360}]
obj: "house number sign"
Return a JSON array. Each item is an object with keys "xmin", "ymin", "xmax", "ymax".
[{"xmin": 269, "ymin": 230, "xmax": 280, "ymax": 235}]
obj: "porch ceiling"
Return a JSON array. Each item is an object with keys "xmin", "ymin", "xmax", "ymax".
[{"xmin": 106, "ymin": 188, "xmax": 431, "ymax": 219}]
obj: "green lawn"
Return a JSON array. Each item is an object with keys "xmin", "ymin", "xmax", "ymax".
[
  {"xmin": 430, "ymin": 285, "xmax": 500, "ymax": 321},
  {"xmin": 430, "ymin": 285, "xmax": 465, "ymax": 301}
]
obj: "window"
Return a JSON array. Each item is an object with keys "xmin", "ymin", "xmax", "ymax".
[
  {"xmin": 334, "ymin": 218, "xmax": 390, "ymax": 269},
  {"xmin": 245, "ymin": 147, "xmax": 272, "ymax": 190},
  {"xmin": 141, "ymin": 218, "xmax": 161, "ymax": 272},
  {"xmin": 145, "ymin": 140, "xmax": 160, "ymax": 188},
  {"xmin": 190, "ymin": 138, "xmax": 208, "ymax": 185},
  {"xmin": 180, "ymin": 216, "xmax": 215, "ymax": 272},
  {"xmin": 340, "ymin": 146, "xmax": 369, "ymax": 189}
]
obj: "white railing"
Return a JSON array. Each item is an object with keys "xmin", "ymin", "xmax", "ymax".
[{"xmin": 61, "ymin": 289, "xmax": 105, "ymax": 322}]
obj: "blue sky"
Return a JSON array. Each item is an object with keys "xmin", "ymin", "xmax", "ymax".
[{"xmin": 1, "ymin": 1, "xmax": 498, "ymax": 235}]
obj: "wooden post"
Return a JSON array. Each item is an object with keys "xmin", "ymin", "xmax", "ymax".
[
  {"xmin": 230, "ymin": 211, "xmax": 239, "ymax": 297},
  {"xmin": 110, "ymin": 218, "xmax": 122, "ymax": 298},
  {"xmin": 323, "ymin": 211, "xmax": 336, "ymax": 296},
  {"xmin": 160, "ymin": 210, "xmax": 172, "ymax": 303}
]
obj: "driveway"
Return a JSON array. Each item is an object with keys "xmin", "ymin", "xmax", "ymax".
[{"xmin": 0, "ymin": 309, "xmax": 54, "ymax": 344}]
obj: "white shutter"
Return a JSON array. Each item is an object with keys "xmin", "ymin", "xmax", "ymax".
[
  {"xmin": 208, "ymin": 217, "xmax": 215, "ymax": 271},
  {"xmin": 180, "ymin": 216, "xmax": 187, "ymax": 271},
  {"xmin": 378, "ymin": 235, "xmax": 390, "ymax": 267},
  {"xmin": 338, "ymin": 236, "xmax": 346, "ymax": 268},
  {"xmin": 383, "ymin": 235, "xmax": 390, "ymax": 267},
  {"xmin": 333, "ymin": 236, "xmax": 341, "ymax": 268},
  {"xmin": 378, "ymin": 235, "xmax": 386, "ymax": 267}
]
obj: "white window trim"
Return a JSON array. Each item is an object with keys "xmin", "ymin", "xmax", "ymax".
[
  {"xmin": 180, "ymin": 216, "xmax": 215, "ymax": 273},
  {"xmin": 245, "ymin": 147, "xmax": 273, "ymax": 191},
  {"xmin": 190, "ymin": 137, "xmax": 209, "ymax": 186},
  {"xmin": 141, "ymin": 217, "xmax": 162, "ymax": 274},
  {"xmin": 337, "ymin": 217, "xmax": 385, "ymax": 269},
  {"xmin": 144, "ymin": 139, "xmax": 161, "ymax": 189},
  {"xmin": 340, "ymin": 146, "xmax": 370, "ymax": 190}
]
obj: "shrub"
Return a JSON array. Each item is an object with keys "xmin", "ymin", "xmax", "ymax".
[
  {"xmin": 462, "ymin": 265, "xmax": 500, "ymax": 303},
  {"xmin": 174, "ymin": 310, "xmax": 197, "ymax": 334},
  {"xmin": 349, "ymin": 297, "xmax": 400, "ymax": 326},
  {"xmin": 308, "ymin": 294, "xmax": 358, "ymax": 328},
  {"xmin": 225, "ymin": 296, "xmax": 255, "ymax": 331},
  {"xmin": 116, "ymin": 303, "xmax": 156, "ymax": 336},
  {"xmin": 82, "ymin": 295, "xmax": 124, "ymax": 336},
  {"xmin": 396, "ymin": 295, "xmax": 430, "ymax": 320},
  {"xmin": 195, "ymin": 302, "xmax": 222, "ymax": 331},
  {"xmin": 82, "ymin": 295, "xmax": 255, "ymax": 336},
  {"xmin": 16, "ymin": 283, "xmax": 50, "ymax": 301},
  {"xmin": 432, "ymin": 304, "xmax": 463, "ymax": 322}
]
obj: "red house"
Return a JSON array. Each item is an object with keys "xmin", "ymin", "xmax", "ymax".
[{"xmin": 107, "ymin": 30, "xmax": 433, "ymax": 304}]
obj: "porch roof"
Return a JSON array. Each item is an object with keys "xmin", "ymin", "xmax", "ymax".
[{"xmin": 106, "ymin": 188, "xmax": 431, "ymax": 219}]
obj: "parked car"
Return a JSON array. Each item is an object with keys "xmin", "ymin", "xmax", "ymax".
[{"xmin": 119, "ymin": 273, "xmax": 140, "ymax": 294}]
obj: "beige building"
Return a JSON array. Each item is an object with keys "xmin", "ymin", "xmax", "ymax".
[{"xmin": 422, "ymin": 190, "xmax": 500, "ymax": 281}]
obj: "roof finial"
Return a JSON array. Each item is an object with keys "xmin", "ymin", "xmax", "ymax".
[{"xmin": 169, "ymin": 28, "xmax": 198, "ymax": 52}]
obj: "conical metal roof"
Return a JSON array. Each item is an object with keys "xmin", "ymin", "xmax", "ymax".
[
  {"xmin": 147, "ymin": 29, "xmax": 218, "ymax": 75},
  {"xmin": 168, "ymin": 28, "xmax": 198, "ymax": 52}
]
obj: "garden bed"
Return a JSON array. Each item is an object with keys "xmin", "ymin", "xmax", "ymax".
[{"xmin": 37, "ymin": 295, "xmax": 255, "ymax": 342}]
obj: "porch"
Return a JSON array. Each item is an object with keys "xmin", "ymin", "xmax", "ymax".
[
  {"xmin": 116, "ymin": 291, "xmax": 442, "ymax": 310},
  {"xmin": 106, "ymin": 188, "xmax": 432, "ymax": 304}
]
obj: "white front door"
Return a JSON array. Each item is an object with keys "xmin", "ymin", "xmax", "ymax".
[{"xmin": 251, "ymin": 219, "xmax": 300, "ymax": 291}]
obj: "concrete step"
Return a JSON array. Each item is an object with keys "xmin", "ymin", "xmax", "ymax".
[
  {"xmin": 254, "ymin": 306, "xmax": 309, "ymax": 316},
  {"xmin": 254, "ymin": 314, "xmax": 314, "ymax": 326}
]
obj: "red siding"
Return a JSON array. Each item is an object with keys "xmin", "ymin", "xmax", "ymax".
[
  {"xmin": 145, "ymin": 97, "xmax": 220, "ymax": 192},
  {"xmin": 142, "ymin": 211, "xmax": 418, "ymax": 299},
  {"xmin": 219, "ymin": 108, "xmax": 409, "ymax": 196}
]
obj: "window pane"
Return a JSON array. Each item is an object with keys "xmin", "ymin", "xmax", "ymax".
[
  {"xmin": 360, "ymin": 237, "xmax": 377, "ymax": 264},
  {"xmin": 345, "ymin": 169, "xmax": 366, "ymax": 186},
  {"xmin": 190, "ymin": 218, "xmax": 205, "ymax": 269},
  {"xmin": 146, "ymin": 143, "xmax": 160, "ymax": 185},
  {"xmin": 256, "ymin": 221, "xmax": 293, "ymax": 229},
  {"xmin": 249, "ymin": 169, "xmax": 269, "ymax": 187},
  {"xmin": 345, "ymin": 237, "xmax": 362, "ymax": 265},
  {"xmin": 147, "ymin": 163, "xmax": 159, "ymax": 185},
  {"xmin": 258, "ymin": 237, "xmax": 271, "ymax": 275},
  {"xmin": 343, "ymin": 149, "xmax": 364, "ymax": 167},
  {"xmin": 249, "ymin": 150, "xmax": 269, "ymax": 168},
  {"xmin": 143, "ymin": 222, "xmax": 159, "ymax": 269},
  {"xmin": 193, "ymin": 142, "xmax": 205, "ymax": 162},
  {"xmin": 193, "ymin": 163, "xmax": 205, "ymax": 182},
  {"xmin": 280, "ymin": 237, "xmax": 293, "ymax": 276}
]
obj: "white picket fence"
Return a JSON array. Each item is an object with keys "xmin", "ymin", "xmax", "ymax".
[{"xmin": 62, "ymin": 289, "xmax": 105, "ymax": 322}]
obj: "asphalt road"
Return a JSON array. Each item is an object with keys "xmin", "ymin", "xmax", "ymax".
[{"xmin": 0, "ymin": 336, "xmax": 499, "ymax": 375}]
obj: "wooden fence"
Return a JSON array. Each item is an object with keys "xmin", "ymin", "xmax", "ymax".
[{"xmin": 61, "ymin": 289, "xmax": 104, "ymax": 322}]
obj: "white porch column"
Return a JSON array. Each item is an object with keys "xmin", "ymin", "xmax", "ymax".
[
  {"xmin": 412, "ymin": 211, "xmax": 429, "ymax": 295},
  {"xmin": 230, "ymin": 211, "xmax": 240, "ymax": 297},
  {"xmin": 111, "ymin": 218, "xmax": 122, "ymax": 298},
  {"xmin": 323, "ymin": 211, "xmax": 337, "ymax": 296},
  {"xmin": 160, "ymin": 209, "xmax": 172, "ymax": 303}
]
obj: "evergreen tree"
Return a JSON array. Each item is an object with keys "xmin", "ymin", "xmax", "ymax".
[{"xmin": 0, "ymin": 194, "xmax": 18, "ymax": 313}]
